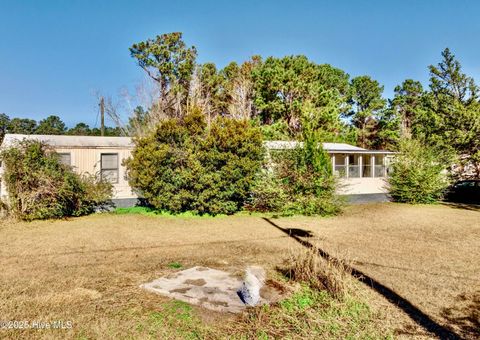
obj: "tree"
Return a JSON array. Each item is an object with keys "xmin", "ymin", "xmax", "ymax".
[
  {"xmin": 391, "ymin": 79, "xmax": 425, "ymax": 138},
  {"xmin": 197, "ymin": 62, "xmax": 226, "ymax": 116},
  {"xmin": 347, "ymin": 76, "xmax": 386, "ymax": 148},
  {"xmin": 222, "ymin": 57, "xmax": 260, "ymax": 120},
  {"xmin": 253, "ymin": 55, "xmax": 349, "ymax": 137},
  {"xmin": 388, "ymin": 139, "xmax": 449, "ymax": 203},
  {"xmin": 90, "ymin": 126, "xmax": 123, "ymax": 136},
  {"xmin": 8, "ymin": 118, "xmax": 37, "ymax": 134},
  {"xmin": 130, "ymin": 32, "xmax": 197, "ymax": 101},
  {"xmin": 125, "ymin": 107, "xmax": 264, "ymax": 215},
  {"xmin": 127, "ymin": 106, "xmax": 150, "ymax": 136},
  {"xmin": 429, "ymin": 48, "xmax": 478, "ymax": 104},
  {"xmin": 67, "ymin": 123, "xmax": 92, "ymax": 135},
  {"xmin": 374, "ymin": 108, "xmax": 400, "ymax": 150},
  {"xmin": 0, "ymin": 113, "xmax": 10, "ymax": 142},
  {"xmin": 35, "ymin": 115, "xmax": 67, "ymax": 135},
  {"xmin": 418, "ymin": 48, "xmax": 480, "ymax": 178}
]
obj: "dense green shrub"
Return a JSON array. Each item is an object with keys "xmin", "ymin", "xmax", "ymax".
[
  {"xmin": 0, "ymin": 140, "xmax": 112, "ymax": 220},
  {"xmin": 279, "ymin": 139, "xmax": 341, "ymax": 216},
  {"xmin": 246, "ymin": 170, "xmax": 288, "ymax": 212},
  {"xmin": 258, "ymin": 120, "xmax": 291, "ymax": 141},
  {"xmin": 125, "ymin": 108, "xmax": 264, "ymax": 215},
  {"xmin": 248, "ymin": 130, "xmax": 342, "ymax": 216},
  {"xmin": 388, "ymin": 139, "xmax": 449, "ymax": 203}
]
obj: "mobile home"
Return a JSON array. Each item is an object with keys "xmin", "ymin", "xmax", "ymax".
[{"xmin": 0, "ymin": 134, "xmax": 394, "ymax": 206}]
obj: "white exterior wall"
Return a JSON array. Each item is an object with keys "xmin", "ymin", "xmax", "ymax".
[
  {"xmin": 337, "ymin": 178, "xmax": 388, "ymax": 195},
  {"xmin": 54, "ymin": 147, "xmax": 136, "ymax": 199},
  {"xmin": 0, "ymin": 136, "xmax": 395, "ymax": 201},
  {"xmin": 0, "ymin": 146, "xmax": 137, "ymax": 200}
]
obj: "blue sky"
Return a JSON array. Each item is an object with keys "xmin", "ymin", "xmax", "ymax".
[{"xmin": 1, "ymin": 0, "xmax": 479, "ymax": 127}]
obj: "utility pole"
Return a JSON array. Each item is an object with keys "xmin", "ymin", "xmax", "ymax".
[{"xmin": 99, "ymin": 97, "xmax": 105, "ymax": 136}]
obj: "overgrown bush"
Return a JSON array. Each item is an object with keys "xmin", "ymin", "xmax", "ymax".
[
  {"xmin": 248, "ymin": 126, "xmax": 342, "ymax": 215},
  {"xmin": 125, "ymin": 108, "xmax": 264, "ymax": 215},
  {"xmin": 0, "ymin": 140, "xmax": 112, "ymax": 220},
  {"xmin": 388, "ymin": 139, "xmax": 449, "ymax": 203},
  {"xmin": 246, "ymin": 170, "xmax": 288, "ymax": 212}
]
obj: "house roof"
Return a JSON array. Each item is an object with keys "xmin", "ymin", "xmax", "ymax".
[
  {"xmin": 1, "ymin": 134, "xmax": 394, "ymax": 154},
  {"xmin": 264, "ymin": 141, "xmax": 394, "ymax": 154},
  {"xmin": 1, "ymin": 134, "xmax": 134, "ymax": 148}
]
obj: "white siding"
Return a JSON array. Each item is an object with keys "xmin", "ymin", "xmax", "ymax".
[
  {"xmin": 337, "ymin": 178, "xmax": 389, "ymax": 195},
  {"xmin": 55, "ymin": 147, "xmax": 136, "ymax": 199}
]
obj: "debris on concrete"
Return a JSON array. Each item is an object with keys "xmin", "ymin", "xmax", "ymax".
[{"xmin": 237, "ymin": 266, "xmax": 265, "ymax": 306}]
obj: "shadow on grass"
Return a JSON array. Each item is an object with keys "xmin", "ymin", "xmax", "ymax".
[
  {"xmin": 262, "ymin": 217, "xmax": 462, "ymax": 340},
  {"xmin": 441, "ymin": 290, "xmax": 480, "ymax": 339},
  {"xmin": 283, "ymin": 228, "xmax": 314, "ymax": 238},
  {"xmin": 441, "ymin": 202, "xmax": 480, "ymax": 212}
]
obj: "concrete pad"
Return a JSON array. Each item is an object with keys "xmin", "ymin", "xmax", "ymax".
[{"xmin": 141, "ymin": 266, "xmax": 248, "ymax": 313}]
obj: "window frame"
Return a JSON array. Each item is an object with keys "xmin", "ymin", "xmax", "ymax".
[
  {"xmin": 57, "ymin": 152, "xmax": 72, "ymax": 167},
  {"xmin": 100, "ymin": 153, "xmax": 119, "ymax": 184}
]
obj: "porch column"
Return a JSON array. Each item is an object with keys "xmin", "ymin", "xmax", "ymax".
[
  {"xmin": 381, "ymin": 155, "xmax": 385, "ymax": 177},
  {"xmin": 345, "ymin": 154, "xmax": 349, "ymax": 178},
  {"xmin": 371, "ymin": 154, "xmax": 375, "ymax": 177},
  {"xmin": 359, "ymin": 155, "xmax": 363, "ymax": 178},
  {"xmin": 331, "ymin": 154, "xmax": 335, "ymax": 176}
]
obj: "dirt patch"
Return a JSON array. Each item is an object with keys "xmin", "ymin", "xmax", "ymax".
[{"xmin": 260, "ymin": 280, "xmax": 292, "ymax": 303}]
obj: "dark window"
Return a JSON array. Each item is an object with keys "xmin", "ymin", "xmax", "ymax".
[{"xmin": 101, "ymin": 153, "xmax": 119, "ymax": 183}]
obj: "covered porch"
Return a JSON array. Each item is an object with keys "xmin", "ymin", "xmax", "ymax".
[
  {"xmin": 263, "ymin": 141, "xmax": 395, "ymax": 197},
  {"xmin": 331, "ymin": 152, "xmax": 394, "ymax": 195}
]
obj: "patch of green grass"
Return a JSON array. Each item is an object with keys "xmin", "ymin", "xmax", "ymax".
[
  {"xmin": 167, "ymin": 262, "xmax": 183, "ymax": 269},
  {"xmin": 113, "ymin": 206, "xmax": 226, "ymax": 218},
  {"xmin": 114, "ymin": 206, "xmax": 332, "ymax": 219},
  {"xmin": 225, "ymin": 285, "xmax": 392, "ymax": 339},
  {"xmin": 138, "ymin": 300, "xmax": 207, "ymax": 339},
  {"xmin": 126, "ymin": 284, "xmax": 391, "ymax": 339},
  {"xmin": 279, "ymin": 287, "xmax": 316, "ymax": 312}
]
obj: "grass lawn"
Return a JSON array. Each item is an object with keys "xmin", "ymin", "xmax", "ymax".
[{"xmin": 0, "ymin": 203, "xmax": 478, "ymax": 339}]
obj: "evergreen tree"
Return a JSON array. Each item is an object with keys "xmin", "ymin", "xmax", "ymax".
[
  {"xmin": 429, "ymin": 48, "xmax": 478, "ymax": 104},
  {"xmin": 252, "ymin": 55, "xmax": 349, "ymax": 138},
  {"xmin": 347, "ymin": 76, "xmax": 386, "ymax": 148},
  {"xmin": 8, "ymin": 118, "xmax": 37, "ymax": 134},
  {"xmin": 130, "ymin": 32, "xmax": 197, "ymax": 99},
  {"xmin": 35, "ymin": 115, "xmax": 67, "ymax": 135},
  {"xmin": 420, "ymin": 48, "xmax": 480, "ymax": 177},
  {"xmin": 0, "ymin": 113, "xmax": 10, "ymax": 142},
  {"xmin": 391, "ymin": 79, "xmax": 425, "ymax": 138},
  {"xmin": 67, "ymin": 123, "xmax": 92, "ymax": 135}
]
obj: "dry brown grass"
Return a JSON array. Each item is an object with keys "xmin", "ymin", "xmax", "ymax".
[
  {"xmin": 0, "ymin": 203, "xmax": 478, "ymax": 338},
  {"xmin": 270, "ymin": 202, "xmax": 480, "ymax": 339},
  {"xmin": 281, "ymin": 246, "xmax": 354, "ymax": 300},
  {"xmin": 0, "ymin": 214, "xmax": 300, "ymax": 339}
]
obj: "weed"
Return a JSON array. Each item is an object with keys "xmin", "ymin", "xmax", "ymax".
[
  {"xmin": 281, "ymin": 246, "xmax": 354, "ymax": 300},
  {"xmin": 168, "ymin": 262, "xmax": 183, "ymax": 269}
]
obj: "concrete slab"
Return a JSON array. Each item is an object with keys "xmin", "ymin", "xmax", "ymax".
[{"xmin": 141, "ymin": 266, "xmax": 282, "ymax": 313}]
